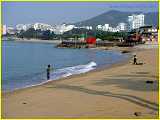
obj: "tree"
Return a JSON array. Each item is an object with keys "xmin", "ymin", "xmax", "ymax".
[{"xmin": 17, "ymin": 28, "xmax": 56, "ymax": 40}]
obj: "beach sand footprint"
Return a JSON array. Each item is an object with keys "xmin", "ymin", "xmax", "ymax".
[{"xmin": 22, "ymin": 102, "xmax": 27, "ymax": 104}]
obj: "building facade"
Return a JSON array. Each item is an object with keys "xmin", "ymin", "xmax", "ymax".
[
  {"xmin": 33, "ymin": 23, "xmax": 53, "ymax": 31},
  {"xmin": 54, "ymin": 24, "xmax": 75, "ymax": 34},
  {"xmin": 96, "ymin": 25, "xmax": 103, "ymax": 30},
  {"xmin": 7, "ymin": 27, "xmax": 16, "ymax": 35},
  {"xmin": 117, "ymin": 23, "xmax": 127, "ymax": 31},
  {"xmin": 2, "ymin": 25, "xmax": 7, "ymax": 35},
  {"xmin": 139, "ymin": 26, "xmax": 158, "ymax": 43},
  {"xmin": 103, "ymin": 24, "xmax": 109, "ymax": 31},
  {"xmin": 128, "ymin": 14, "xmax": 145, "ymax": 30}
]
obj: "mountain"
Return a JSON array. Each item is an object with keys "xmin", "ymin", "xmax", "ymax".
[{"xmin": 74, "ymin": 10, "xmax": 158, "ymax": 29}]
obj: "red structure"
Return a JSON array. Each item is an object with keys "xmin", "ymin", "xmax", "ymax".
[
  {"xmin": 86, "ymin": 37, "xmax": 96, "ymax": 44},
  {"xmin": 128, "ymin": 33, "xmax": 142, "ymax": 42}
]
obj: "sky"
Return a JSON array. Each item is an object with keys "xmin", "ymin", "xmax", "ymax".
[{"xmin": 2, "ymin": 2, "xmax": 158, "ymax": 27}]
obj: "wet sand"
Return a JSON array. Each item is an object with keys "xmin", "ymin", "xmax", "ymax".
[{"xmin": 2, "ymin": 48, "xmax": 158, "ymax": 118}]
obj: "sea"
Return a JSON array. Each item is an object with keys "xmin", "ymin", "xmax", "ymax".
[{"xmin": 2, "ymin": 40, "xmax": 129, "ymax": 92}]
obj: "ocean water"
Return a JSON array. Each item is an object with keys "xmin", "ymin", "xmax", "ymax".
[{"xmin": 2, "ymin": 40, "xmax": 129, "ymax": 92}]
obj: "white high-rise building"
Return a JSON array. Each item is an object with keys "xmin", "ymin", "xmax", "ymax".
[
  {"xmin": 54, "ymin": 24, "xmax": 75, "ymax": 34},
  {"xmin": 65, "ymin": 25, "xmax": 75, "ymax": 31},
  {"xmin": 117, "ymin": 23, "xmax": 127, "ymax": 31},
  {"xmin": 97, "ymin": 24, "xmax": 120, "ymax": 32},
  {"xmin": 7, "ymin": 27, "xmax": 16, "ymax": 34},
  {"xmin": 25, "ymin": 24, "xmax": 33, "ymax": 30},
  {"xmin": 96, "ymin": 25, "xmax": 103, "ymax": 30},
  {"xmin": 16, "ymin": 24, "xmax": 33, "ymax": 32},
  {"xmin": 33, "ymin": 23, "xmax": 53, "ymax": 31},
  {"xmin": 16, "ymin": 24, "xmax": 27, "ymax": 31},
  {"xmin": 103, "ymin": 24, "xmax": 109, "ymax": 31},
  {"xmin": 2, "ymin": 25, "xmax": 7, "ymax": 35},
  {"xmin": 128, "ymin": 14, "xmax": 145, "ymax": 30},
  {"xmin": 75, "ymin": 26, "xmax": 92, "ymax": 30}
]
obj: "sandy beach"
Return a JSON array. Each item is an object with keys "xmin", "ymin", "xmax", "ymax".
[{"xmin": 2, "ymin": 47, "xmax": 158, "ymax": 118}]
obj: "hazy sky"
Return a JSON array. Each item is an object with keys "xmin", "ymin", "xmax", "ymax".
[{"xmin": 2, "ymin": 2, "xmax": 158, "ymax": 27}]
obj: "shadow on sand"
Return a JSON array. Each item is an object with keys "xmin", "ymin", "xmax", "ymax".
[
  {"xmin": 44, "ymin": 70, "xmax": 158, "ymax": 112},
  {"xmin": 93, "ymin": 71, "xmax": 158, "ymax": 92},
  {"xmin": 93, "ymin": 77, "xmax": 158, "ymax": 91},
  {"xmin": 45, "ymin": 84, "xmax": 158, "ymax": 111}
]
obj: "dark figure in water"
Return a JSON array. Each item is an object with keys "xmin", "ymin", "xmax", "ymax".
[
  {"xmin": 47, "ymin": 64, "xmax": 51, "ymax": 80},
  {"xmin": 133, "ymin": 55, "xmax": 137, "ymax": 65}
]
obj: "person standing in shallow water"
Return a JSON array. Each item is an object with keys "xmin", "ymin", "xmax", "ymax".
[
  {"xmin": 46, "ymin": 64, "xmax": 53, "ymax": 80},
  {"xmin": 133, "ymin": 55, "xmax": 137, "ymax": 65}
]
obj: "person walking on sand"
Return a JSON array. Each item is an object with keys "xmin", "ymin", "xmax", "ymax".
[
  {"xmin": 133, "ymin": 55, "xmax": 138, "ymax": 65},
  {"xmin": 46, "ymin": 64, "xmax": 53, "ymax": 80}
]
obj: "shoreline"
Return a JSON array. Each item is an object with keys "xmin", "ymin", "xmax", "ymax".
[
  {"xmin": 2, "ymin": 40, "xmax": 132, "ymax": 93},
  {"xmin": 3, "ymin": 37, "xmax": 62, "ymax": 44},
  {"xmin": 2, "ymin": 47, "xmax": 158, "ymax": 118},
  {"xmin": 3, "ymin": 51, "xmax": 132, "ymax": 94}
]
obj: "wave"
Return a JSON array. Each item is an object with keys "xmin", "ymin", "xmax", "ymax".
[
  {"xmin": 48, "ymin": 61, "xmax": 97, "ymax": 80},
  {"xmin": 3, "ymin": 61, "xmax": 97, "ymax": 92}
]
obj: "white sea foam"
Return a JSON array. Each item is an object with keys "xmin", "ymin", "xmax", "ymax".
[
  {"xmin": 49, "ymin": 61, "xmax": 97, "ymax": 80},
  {"xmin": 4, "ymin": 61, "xmax": 97, "ymax": 92}
]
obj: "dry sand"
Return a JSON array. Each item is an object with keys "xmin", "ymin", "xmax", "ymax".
[{"xmin": 2, "ymin": 48, "xmax": 159, "ymax": 119}]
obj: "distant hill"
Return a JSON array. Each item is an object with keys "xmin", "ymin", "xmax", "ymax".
[{"xmin": 74, "ymin": 10, "xmax": 158, "ymax": 29}]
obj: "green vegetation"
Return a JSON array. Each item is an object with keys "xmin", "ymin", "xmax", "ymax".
[
  {"xmin": 15, "ymin": 28, "xmax": 129, "ymax": 41},
  {"xmin": 17, "ymin": 28, "xmax": 56, "ymax": 40},
  {"xmin": 63, "ymin": 28, "xmax": 95, "ymax": 40},
  {"xmin": 63, "ymin": 29, "xmax": 128, "ymax": 41},
  {"xmin": 95, "ymin": 30, "xmax": 128, "ymax": 41}
]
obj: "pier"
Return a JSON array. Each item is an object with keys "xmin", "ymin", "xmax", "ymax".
[
  {"xmin": 56, "ymin": 41, "xmax": 116, "ymax": 48},
  {"xmin": 56, "ymin": 40, "xmax": 143, "ymax": 48}
]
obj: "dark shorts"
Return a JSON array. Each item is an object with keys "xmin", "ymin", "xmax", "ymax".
[{"xmin": 47, "ymin": 73, "xmax": 50, "ymax": 80}]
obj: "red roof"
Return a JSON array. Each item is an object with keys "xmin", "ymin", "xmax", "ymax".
[{"xmin": 86, "ymin": 37, "xmax": 96, "ymax": 44}]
